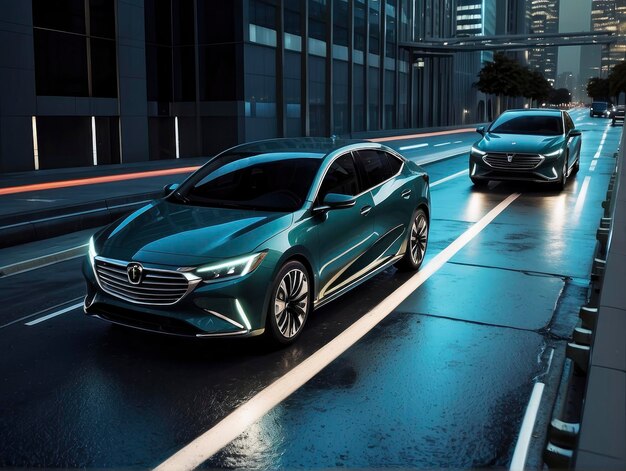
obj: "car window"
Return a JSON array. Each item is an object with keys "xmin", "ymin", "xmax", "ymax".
[
  {"xmin": 356, "ymin": 150, "xmax": 394, "ymax": 189},
  {"xmin": 564, "ymin": 113, "xmax": 574, "ymax": 132},
  {"xmin": 386, "ymin": 152, "xmax": 403, "ymax": 175},
  {"xmin": 318, "ymin": 153, "xmax": 360, "ymax": 203},
  {"xmin": 489, "ymin": 114, "xmax": 563, "ymax": 136},
  {"xmin": 180, "ymin": 156, "xmax": 321, "ymax": 212}
]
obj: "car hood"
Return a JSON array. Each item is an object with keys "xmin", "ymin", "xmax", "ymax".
[
  {"xmin": 479, "ymin": 133, "xmax": 565, "ymax": 154},
  {"xmin": 97, "ymin": 200, "xmax": 293, "ymax": 264}
]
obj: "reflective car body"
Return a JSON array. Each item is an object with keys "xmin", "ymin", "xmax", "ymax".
[
  {"xmin": 83, "ymin": 138, "xmax": 430, "ymax": 341},
  {"xmin": 611, "ymin": 105, "xmax": 625, "ymax": 125},
  {"xmin": 469, "ymin": 109, "xmax": 582, "ymax": 189},
  {"xmin": 590, "ymin": 101, "xmax": 609, "ymax": 117}
]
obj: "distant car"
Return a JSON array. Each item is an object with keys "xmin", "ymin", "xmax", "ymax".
[
  {"xmin": 590, "ymin": 101, "xmax": 609, "ymax": 117},
  {"xmin": 611, "ymin": 105, "xmax": 625, "ymax": 125},
  {"xmin": 469, "ymin": 109, "xmax": 582, "ymax": 191},
  {"xmin": 83, "ymin": 138, "xmax": 430, "ymax": 345}
]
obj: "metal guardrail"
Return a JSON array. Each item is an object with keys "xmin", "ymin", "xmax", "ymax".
[{"xmin": 544, "ymin": 127, "xmax": 625, "ymax": 467}]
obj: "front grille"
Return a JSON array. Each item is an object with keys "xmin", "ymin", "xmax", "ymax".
[
  {"xmin": 483, "ymin": 153, "xmax": 544, "ymax": 170},
  {"xmin": 94, "ymin": 258, "xmax": 193, "ymax": 305}
]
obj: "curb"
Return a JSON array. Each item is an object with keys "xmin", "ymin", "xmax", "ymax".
[{"xmin": 0, "ymin": 191, "xmax": 159, "ymax": 249}]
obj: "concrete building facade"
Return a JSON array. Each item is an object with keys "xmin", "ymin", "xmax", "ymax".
[{"xmin": 0, "ymin": 0, "xmax": 525, "ymax": 173}]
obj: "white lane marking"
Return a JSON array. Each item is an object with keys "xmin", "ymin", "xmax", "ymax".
[
  {"xmin": 399, "ymin": 143, "xmax": 429, "ymax": 151},
  {"xmin": 0, "ymin": 297, "xmax": 83, "ymax": 330},
  {"xmin": 24, "ymin": 302, "xmax": 83, "ymax": 326},
  {"xmin": 430, "ymin": 169, "xmax": 469, "ymax": 187},
  {"xmin": 574, "ymin": 176, "xmax": 591, "ymax": 215},
  {"xmin": 510, "ymin": 382, "xmax": 545, "ymax": 471},
  {"xmin": 593, "ymin": 124, "xmax": 612, "ymax": 159},
  {"xmin": 434, "ymin": 142, "xmax": 451, "ymax": 147},
  {"xmin": 0, "ymin": 243, "xmax": 88, "ymax": 277},
  {"xmin": 589, "ymin": 160, "xmax": 598, "ymax": 171},
  {"xmin": 155, "ymin": 192, "xmax": 522, "ymax": 471},
  {"xmin": 453, "ymin": 140, "xmax": 463, "ymax": 144}
]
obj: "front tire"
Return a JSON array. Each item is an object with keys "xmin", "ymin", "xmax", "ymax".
[
  {"xmin": 395, "ymin": 208, "xmax": 428, "ymax": 272},
  {"xmin": 265, "ymin": 261, "xmax": 311, "ymax": 346},
  {"xmin": 553, "ymin": 154, "xmax": 568, "ymax": 191},
  {"xmin": 470, "ymin": 177, "xmax": 488, "ymax": 187}
]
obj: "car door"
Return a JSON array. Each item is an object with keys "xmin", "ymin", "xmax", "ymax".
[
  {"xmin": 313, "ymin": 153, "xmax": 376, "ymax": 301},
  {"xmin": 563, "ymin": 112, "xmax": 580, "ymax": 164},
  {"xmin": 354, "ymin": 149, "xmax": 413, "ymax": 262}
]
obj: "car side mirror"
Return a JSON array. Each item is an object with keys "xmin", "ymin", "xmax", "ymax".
[
  {"xmin": 476, "ymin": 126, "xmax": 485, "ymax": 136},
  {"xmin": 312, "ymin": 193, "xmax": 357, "ymax": 215},
  {"xmin": 569, "ymin": 129, "xmax": 581, "ymax": 137},
  {"xmin": 163, "ymin": 183, "xmax": 180, "ymax": 197}
]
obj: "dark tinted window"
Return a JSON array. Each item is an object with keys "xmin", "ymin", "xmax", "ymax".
[
  {"xmin": 490, "ymin": 114, "xmax": 563, "ymax": 136},
  {"xmin": 179, "ymin": 156, "xmax": 321, "ymax": 211},
  {"xmin": 564, "ymin": 113, "xmax": 574, "ymax": 132},
  {"xmin": 357, "ymin": 150, "xmax": 393, "ymax": 188},
  {"xmin": 592, "ymin": 102, "xmax": 607, "ymax": 111},
  {"xmin": 318, "ymin": 154, "xmax": 359, "ymax": 202},
  {"xmin": 33, "ymin": 0, "xmax": 86, "ymax": 34},
  {"xmin": 34, "ymin": 29, "xmax": 89, "ymax": 96},
  {"xmin": 386, "ymin": 153, "xmax": 403, "ymax": 174}
]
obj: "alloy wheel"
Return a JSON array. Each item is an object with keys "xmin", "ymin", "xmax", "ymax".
[
  {"xmin": 274, "ymin": 268, "xmax": 309, "ymax": 338},
  {"xmin": 410, "ymin": 212, "xmax": 428, "ymax": 265}
]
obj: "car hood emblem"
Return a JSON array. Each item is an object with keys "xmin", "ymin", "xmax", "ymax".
[
  {"xmin": 507, "ymin": 154, "xmax": 514, "ymax": 163},
  {"xmin": 127, "ymin": 263, "xmax": 144, "ymax": 285}
]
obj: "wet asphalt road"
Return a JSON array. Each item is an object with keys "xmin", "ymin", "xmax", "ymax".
[{"xmin": 0, "ymin": 109, "xmax": 621, "ymax": 468}]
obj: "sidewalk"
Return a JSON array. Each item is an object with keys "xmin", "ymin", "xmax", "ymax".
[{"xmin": 574, "ymin": 128, "xmax": 626, "ymax": 468}]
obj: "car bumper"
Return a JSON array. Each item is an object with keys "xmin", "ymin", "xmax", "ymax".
[
  {"xmin": 469, "ymin": 152, "xmax": 564, "ymax": 184},
  {"xmin": 82, "ymin": 257, "xmax": 272, "ymax": 338}
]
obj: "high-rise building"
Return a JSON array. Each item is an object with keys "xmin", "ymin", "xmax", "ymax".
[
  {"xmin": 528, "ymin": 0, "xmax": 559, "ymax": 84},
  {"xmin": 0, "ymin": 0, "xmax": 481, "ymax": 173},
  {"xmin": 455, "ymin": 0, "xmax": 496, "ymax": 63},
  {"xmin": 591, "ymin": 0, "xmax": 626, "ymax": 75}
]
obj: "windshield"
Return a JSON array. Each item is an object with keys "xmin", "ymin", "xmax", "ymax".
[
  {"xmin": 489, "ymin": 114, "xmax": 563, "ymax": 136},
  {"xmin": 592, "ymin": 102, "xmax": 607, "ymax": 110},
  {"xmin": 172, "ymin": 153, "xmax": 322, "ymax": 212}
]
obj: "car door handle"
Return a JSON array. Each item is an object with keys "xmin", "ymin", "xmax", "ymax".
[
  {"xmin": 360, "ymin": 205, "xmax": 372, "ymax": 216},
  {"xmin": 401, "ymin": 189, "xmax": 412, "ymax": 199}
]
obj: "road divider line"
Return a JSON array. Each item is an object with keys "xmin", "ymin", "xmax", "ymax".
[
  {"xmin": 369, "ymin": 127, "xmax": 475, "ymax": 143},
  {"xmin": 574, "ymin": 176, "xmax": 591, "ymax": 215},
  {"xmin": 510, "ymin": 382, "xmax": 545, "ymax": 471},
  {"xmin": 434, "ymin": 142, "xmax": 451, "ymax": 147},
  {"xmin": 399, "ymin": 143, "xmax": 429, "ymax": 151},
  {"xmin": 430, "ymin": 169, "xmax": 469, "ymax": 187},
  {"xmin": 0, "ymin": 167, "xmax": 199, "ymax": 196},
  {"xmin": 0, "ymin": 297, "xmax": 83, "ymax": 330},
  {"xmin": 154, "ymin": 192, "xmax": 522, "ymax": 471},
  {"xmin": 24, "ymin": 302, "xmax": 83, "ymax": 326},
  {"xmin": 0, "ymin": 244, "xmax": 88, "ymax": 277}
]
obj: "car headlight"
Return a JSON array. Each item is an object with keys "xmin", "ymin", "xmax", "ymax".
[
  {"xmin": 542, "ymin": 149, "xmax": 563, "ymax": 158},
  {"xmin": 470, "ymin": 146, "xmax": 486, "ymax": 156},
  {"xmin": 88, "ymin": 236, "xmax": 97, "ymax": 264},
  {"xmin": 196, "ymin": 252, "xmax": 267, "ymax": 282}
]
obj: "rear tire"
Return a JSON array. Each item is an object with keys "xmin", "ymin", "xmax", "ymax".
[
  {"xmin": 265, "ymin": 261, "xmax": 311, "ymax": 346},
  {"xmin": 395, "ymin": 208, "xmax": 428, "ymax": 272}
]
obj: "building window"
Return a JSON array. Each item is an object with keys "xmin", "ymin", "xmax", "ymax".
[{"xmin": 33, "ymin": 0, "xmax": 117, "ymax": 98}]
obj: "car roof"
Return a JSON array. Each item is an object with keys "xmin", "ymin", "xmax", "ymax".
[
  {"xmin": 220, "ymin": 137, "xmax": 377, "ymax": 159},
  {"xmin": 500, "ymin": 108, "xmax": 563, "ymax": 115}
]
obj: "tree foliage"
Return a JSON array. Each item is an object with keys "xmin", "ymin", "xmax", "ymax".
[
  {"xmin": 549, "ymin": 88, "xmax": 571, "ymax": 105},
  {"xmin": 586, "ymin": 77, "xmax": 610, "ymax": 100},
  {"xmin": 476, "ymin": 53, "xmax": 552, "ymax": 104},
  {"xmin": 608, "ymin": 62, "xmax": 626, "ymax": 97}
]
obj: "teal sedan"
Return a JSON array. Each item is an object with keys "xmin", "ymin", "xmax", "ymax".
[
  {"xmin": 83, "ymin": 138, "xmax": 430, "ymax": 345},
  {"xmin": 469, "ymin": 109, "xmax": 581, "ymax": 190}
]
